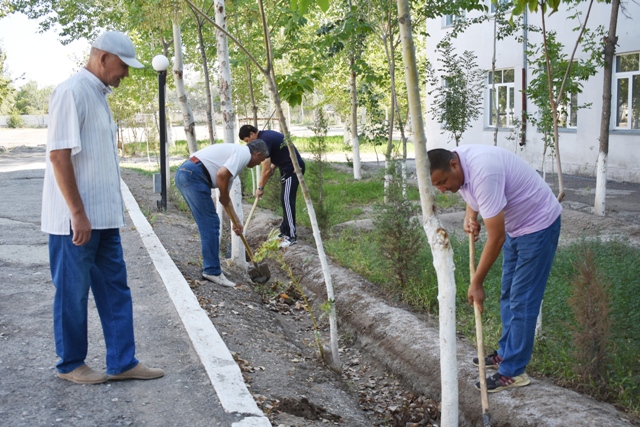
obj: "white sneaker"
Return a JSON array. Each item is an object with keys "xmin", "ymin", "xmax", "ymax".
[
  {"xmin": 203, "ymin": 272, "xmax": 236, "ymax": 287},
  {"xmin": 278, "ymin": 236, "xmax": 296, "ymax": 249}
]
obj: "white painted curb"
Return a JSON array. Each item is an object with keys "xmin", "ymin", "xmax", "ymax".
[{"xmin": 121, "ymin": 180, "xmax": 271, "ymax": 427}]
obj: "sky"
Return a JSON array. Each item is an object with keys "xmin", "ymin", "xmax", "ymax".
[{"xmin": 0, "ymin": 13, "xmax": 90, "ymax": 89}]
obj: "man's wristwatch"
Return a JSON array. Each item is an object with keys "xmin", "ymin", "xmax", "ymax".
[{"xmin": 258, "ymin": 186, "xmax": 264, "ymax": 190}]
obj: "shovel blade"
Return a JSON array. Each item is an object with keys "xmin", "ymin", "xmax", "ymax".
[{"xmin": 249, "ymin": 262, "xmax": 270, "ymax": 284}]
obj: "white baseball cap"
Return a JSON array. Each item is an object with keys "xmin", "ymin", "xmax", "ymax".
[{"xmin": 92, "ymin": 31, "xmax": 144, "ymax": 69}]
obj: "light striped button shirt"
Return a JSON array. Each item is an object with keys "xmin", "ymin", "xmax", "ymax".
[{"xmin": 41, "ymin": 68, "xmax": 125, "ymax": 235}]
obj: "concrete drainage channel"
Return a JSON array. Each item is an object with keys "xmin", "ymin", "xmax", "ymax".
[
  {"xmin": 258, "ymin": 233, "xmax": 636, "ymax": 427},
  {"xmin": 124, "ymin": 172, "xmax": 634, "ymax": 427}
]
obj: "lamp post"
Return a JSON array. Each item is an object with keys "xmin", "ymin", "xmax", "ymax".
[{"xmin": 152, "ymin": 54, "xmax": 170, "ymax": 211}]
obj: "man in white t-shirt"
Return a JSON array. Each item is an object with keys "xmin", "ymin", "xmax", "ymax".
[
  {"xmin": 429, "ymin": 145, "xmax": 562, "ymax": 393},
  {"xmin": 175, "ymin": 140, "xmax": 269, "ymax": 287},
  {"xmin": 42, "ymin": 32, "xmax": 163, "ymax": 384}
]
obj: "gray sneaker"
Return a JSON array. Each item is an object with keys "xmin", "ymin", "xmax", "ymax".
[
  {"xmin": 476, "ymin": 372, "xmax": 531, "ymax": 393},
  {"xmin": 203, "ymin": 272, "xmax": 236, "ymax": 287}
]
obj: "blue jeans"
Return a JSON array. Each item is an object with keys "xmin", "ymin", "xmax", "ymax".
[
  {"xmin": 497, "ymin": 215, "xmax": 561, "ymax": 377},
  {"xmin": 175, "ymin": 160, "xmax": 221, "ymax": 276},
  {"xmin": 49, "ymin": 229, "xmax": 138, "ymax": 375}
]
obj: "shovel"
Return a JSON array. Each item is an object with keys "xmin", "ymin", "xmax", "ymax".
[
  {"xmin": 470, "ymin": 233, "xmax": 492, "ymax": 427},
  {"xmin": 244, "ymin": 196, "xmax": 260, "ymax": 231},
  {"xmin": 223, "ymin": 204, "xmax": 270, "ymax": 284}
]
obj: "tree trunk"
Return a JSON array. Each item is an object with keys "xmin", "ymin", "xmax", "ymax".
[
  {"xmin": 540, "ymin": 13, "xmax": 565, "ymax": 201},
  {"xmin": 172, "ymin": 18, "xmax": 198, "ymax": 155},
  {"xmin": 216, "ymin": 0, "xmax": 235, "ymax": 145},
  {"xmin": 246, "ymin": 60, "xmax": 261, "ymax": 194},
  {"xmin": 492, "ymin": 9, "xmax": 498, "ymax": 145},
  {"xmin": 196, "ymin": 17, "xmax": 216, "ymax": 145},
  {"xmin": 215, "ymin": 0, "xmax": 243, "ymax": 265},
  {"xmin": 397, "ymin": 1, "xmax": 458, "ymax": 426},
  {"xmin": 257, "ymin": 0, "xmax": 341, "ymax": 371},
  {"xmin": 595, "ymin": 0, "xmax": 620, "ymax": 217},
  {"xmin": 349, "ymin": 57, "xmax": 362, "ymax": 180}
]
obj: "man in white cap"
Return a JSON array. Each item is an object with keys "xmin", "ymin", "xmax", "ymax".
[{"xmin": 41, "ymin": 31, "xmax": 164, "ymax": 384}]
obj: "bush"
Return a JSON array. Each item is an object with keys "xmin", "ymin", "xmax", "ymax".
[
  {"xmin": 7, "ymin": 112, "xmax": 24, "ymax": 128},
  {"xmin": 372, "ymin": 166, "xmax": 425, "ymax": 291},
  {"xmin": 568, "ymin": 246, "xmax": 612, "ymax": 386}
]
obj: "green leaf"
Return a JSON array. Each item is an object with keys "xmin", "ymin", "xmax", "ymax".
[
  {"xmin": 298, "ymin": 0, "xmax": 310, "ymax": 14},
  {"xmin": 315, "ymin": 0, "xmax": 330, "ymax": 12}
]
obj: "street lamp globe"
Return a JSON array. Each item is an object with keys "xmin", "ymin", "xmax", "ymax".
[{"xmin": 152, "ymin": 55, "xmax": 169, "ymax": 72}]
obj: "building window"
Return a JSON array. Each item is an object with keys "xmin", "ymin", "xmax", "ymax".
[
  {"xmin": 615, "ymin": 52, "xmax": 640, "ymax": 130},
  {"xmin": 487, "ymin": 69, "xmax": 515, "ymax": 127},
  {"xmin": 444, "ymin": 11, "xmax": 465, "ymax": 27},
  {"xmin": 558, "ymin": 92, "xmax": 578, "ymax": 128}
]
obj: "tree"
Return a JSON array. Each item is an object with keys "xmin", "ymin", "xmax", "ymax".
[
  {"xmin": 14, "ymin": 81, "xmax": 53, "ymax": 116},
  {"xmin": 185, "ymin": 0, "xmax": 342, "ymax": 370},
  {"xmin": 525, "ymin": 27, "xmax": 600, "ymax": 170},
  {"xmin": 513, "ymin": 0, "xmax": 600, "ymax": 201},
  {"xmin": 190, "ymin": 0, "xmax": 218, "ymax": 145},
  {"xmin": 426, "ymin": 41, "xmax": 484, "ymax": 146},
  {"xmin": 0, "ymin": 44, "xmax": 17, "ymax": 115},
  {"xmin": 316, "ymin": 1, "xmax": 372, "ymax": 180},
  {"xmin": 172, "ymin": 12, "xmax": 199, "ymax": 155},
  {"xmin": 397, "ymin": 1, "xmax": 459, "ymax": 425},
  {"xmin": 594, "ymin": 0, "xmax": 621, "ymax": 217},
  {"xmin": 397, "ymin": 0, "xmax": 487, "ymax": 425}
]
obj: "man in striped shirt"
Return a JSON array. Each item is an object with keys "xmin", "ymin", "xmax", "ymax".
[{"xmin": 42, "ymin": 31, "xmax": 163, "ymax": 384}]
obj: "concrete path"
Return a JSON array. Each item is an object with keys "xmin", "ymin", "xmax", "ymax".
[{"xmin": 0, "ymin": 145, "xmax": 270, "ymax": 426}]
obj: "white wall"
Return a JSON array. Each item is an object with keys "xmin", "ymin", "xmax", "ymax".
[
  {"xmin": 425, "ymin": 1, "xmax": 640, "ymax": 183},
  {"xmin": 0, "ymin": 115, "xmax": 49, "ymax": 128}
]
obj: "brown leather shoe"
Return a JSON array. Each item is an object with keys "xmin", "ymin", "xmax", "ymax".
[
  {"xmin": 57, "ymin": 364, "xmax": 107, "ymax": 384},
  {"xmin": 107, "ymin": 362, "xmax": 164, "ymax": 381}
]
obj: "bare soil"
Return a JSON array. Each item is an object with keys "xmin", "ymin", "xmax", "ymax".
[{"xmin": 120, "ymin": 155, "xmax": 640, "ymax": 427}]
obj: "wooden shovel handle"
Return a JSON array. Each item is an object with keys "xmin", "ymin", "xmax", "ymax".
[
  {"xmin": 244, "ymin": 197, "xmax": 259, "ymax": 230},
  {"xmin": 223, "ymin": 204, "xmax": 257, "ymax": 264},
  {"xmin": 470, "ymin": 233, "xmax": 490, "ymax": 417}
]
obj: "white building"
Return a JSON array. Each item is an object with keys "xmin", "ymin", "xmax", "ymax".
[{"xmin": 425, "ymin": 0, "xmax": 640, "ymax": 183}]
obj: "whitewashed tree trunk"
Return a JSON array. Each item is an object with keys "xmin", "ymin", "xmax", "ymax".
[
  {"xmin": 230, "ymin": 178, "xmax": 246, "ymax": 268},
  {"xmin": 397, "ymin": 1, "xmax": 458, "ymax": 425},
  {"xmin": 535, "ymin": 300, "xmax": 543, "ymax": 337},
  {"xmin": 384, "ymin": 159, "xmax": 391, "ymax": 203},
  {"xmin": 401, "ymin": 160, "xmax": 407, "ymax": 197},
  {"xmin": 595, "ymin": 0, "xmax": 620, "ymax": 217},
  {"xmin": 349, "ymin": 61, "xmax": 362, "ymax": 180},
  {"xmin": 215, "ymin": 0, "xmax": 243, "ymax": 266},
  {"xmin": 594, "ymin": 151, "xmax": 608, "ymax": 216},
  {"xmin": 172, "ymin": 18, "xmax": 198, "ymax": 155},
  {"xmin": 257, "ymin": 0, "xmax": 340, "ymax": 370}
]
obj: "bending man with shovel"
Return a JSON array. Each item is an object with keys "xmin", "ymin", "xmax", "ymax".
[
  {"xmin": 175, "ymin": 140, "xmax": 269, "ymax": 287},
  {"xmin": 428, "ymin": 146, "xmax": 561, "ymax": 393}
]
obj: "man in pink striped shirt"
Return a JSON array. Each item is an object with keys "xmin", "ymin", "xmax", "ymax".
[{"xmin": 429, "ymin": 145, "xmax": 561, "ymax": 393}]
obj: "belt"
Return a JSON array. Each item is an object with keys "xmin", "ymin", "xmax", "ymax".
[{"xmin": 189, "ymin": 156, "xmax": 213, "ymax": 187}]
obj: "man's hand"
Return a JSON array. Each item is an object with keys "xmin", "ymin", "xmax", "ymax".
[
  {"xmin": 468, "ymin": 282, "xmax": 486, "ymax": 312},
  {"xmin": 71, "ymin": 212, "xmax": 92, "ymax": 246},
  {"xmin": 256, "ymin": 188, "xmax": 265, "ymax": 198},
  {"xmin": 50, "ymin": 149, "xmax": 92, "ymax": 246},
  {"xmin": 232, "ymin": 222, "xmax": 243, "ymax": 236}
]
